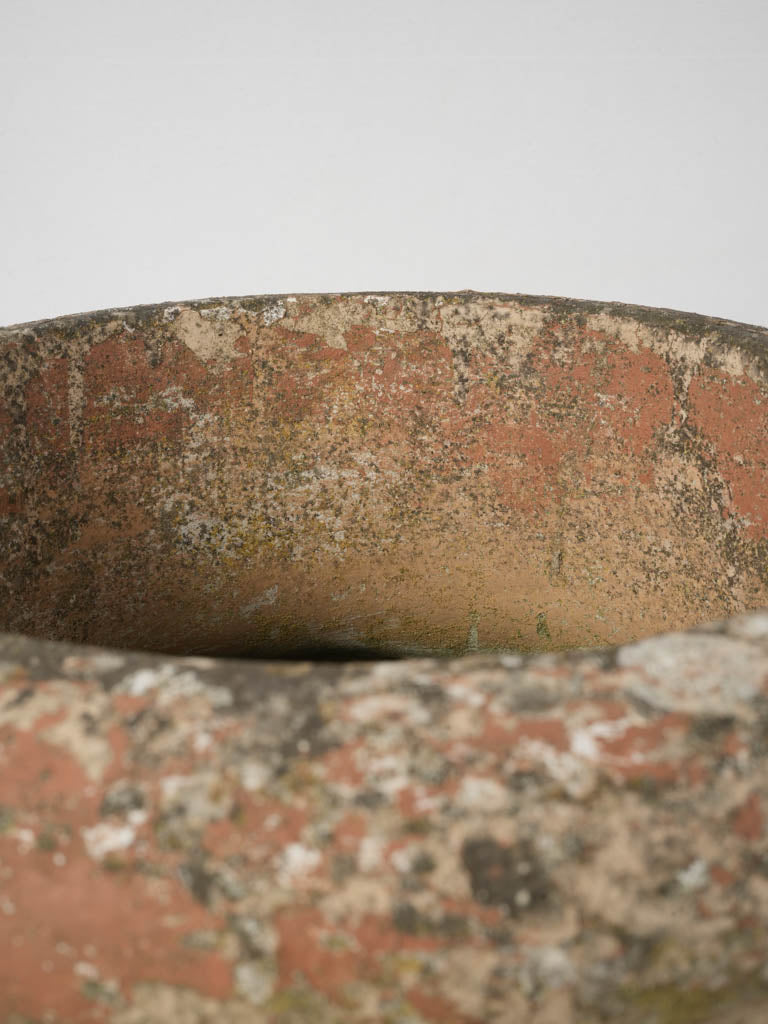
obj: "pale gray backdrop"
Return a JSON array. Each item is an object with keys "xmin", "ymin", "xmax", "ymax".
[{"xmin": 1, "ymin": 0, "xmax": 766, "ymax": 327}]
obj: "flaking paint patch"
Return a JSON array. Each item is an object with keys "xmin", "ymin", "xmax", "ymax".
[
  {"xmin": 439, "ymin": 298, "xmax": 548, "ymax": 385},
  {"xmin": 616, "ymin": 633, "xmax": 766, "ymax": 718},
  {"xmin": 287, "ymin": 293, "xmax": 443, "ymax": 350},
  {"xmin": 115, "ymin": 664, "xmax": 233, "ymax": 708},
  {"xmin": 277, "ymin": 842, "xmax": 323, "ymax": 887},
  {"xmin": 242, "ymin": 584, "xmax": 279, "ymax": 615},
  {"xmin": 260, "ymin": 300, "xmax": 286, "ymax": 326},
  {"xmin": 159, "ymin": 771, "xmax": 235, "ymax": 825},
  {"xmin": 113, "ymin": 983, "xmax": 263, "ymax": 1024},
  {"xmin": 37, "ymin": 692, "xmax": 115, "ymax": 783},
  {"xmin": 81, "ymin": 821, "xmax": 137, "ymax": 860},
  {"xmin": 62, "ymin": 651, "xmax": 126, "ymax": 675},
  {"xmin": 174, "ymin": 308, "xmax": 246, "ymax": 362}
]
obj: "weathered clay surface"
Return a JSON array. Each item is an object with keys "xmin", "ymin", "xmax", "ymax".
[
  {"xmin": 1, "ymin": 292, "xmax": 767, "ymax": 656},
  {"xmin": 2, "ymin": 293, "xmax": 768, "ymax": 1022},
  {"xmin": 3, "ymin": 614, "xmax": 768, "ymax": 1022}
]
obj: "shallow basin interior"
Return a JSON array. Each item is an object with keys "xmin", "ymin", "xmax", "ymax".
[{"xmin": 1, "ymin": 293, "xmax": 767, "ymax": 659}]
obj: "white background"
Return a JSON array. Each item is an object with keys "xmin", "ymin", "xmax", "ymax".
[{"xmin": 1, "ymin": 0, "xmax": 766, "ymax": 328}]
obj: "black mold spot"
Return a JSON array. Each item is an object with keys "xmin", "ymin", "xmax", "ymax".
[
  {"xmin": 154, "ymin": 808, "xmax": 199, "ymax": 852},
  {"xmin": 36, "ymin": 827, "xmax": 58, "ymax": 851},
  {"xmin": 177, "ymin": 858, "xmax": 217, "ymax": 906},
  {"xmin": 561, "ymin": 830, "xmax": 596, "ymax": 863},
  {"xmin": 506, "ymin": 687, "xmax": 561, "ymax": 713},
  {"xmin": 279, "ymin": 707, "xmax": 337, "ymax": 762},
  {"xmin": 749, "ymin": 699, "xmax": 768, "ymax": 759},
  {"xmin": 124, "ymin": 707, "xmax": 172, "ymax": 735},
  {"xmin": 393, "ymin": 902, "xmax": 421, "ymax": 934},
  {"xmin": 402, "ymin": 816, "xmax": 432, "ymax": 834},
  {"xmin": 411, "ymin": 851, "xmax": 436, "ymax": 874},
  {"xmin": 392, "ymin": 902, "xmax": 469, "ymax": 939},
  {"xmin": 506, "ymin": 769, "xmax": 551, "ymax": 794},
  {"xmin": 331, "ymin": 852, "xmax": 357, "ymax": 885},
  {"xmin": 80, "ymin": 711, "xmax": 99, "ymax": 735},
  {"xmin": 461, "ymin": 836, "xmax": 552, "ymax": 915},
  {"xmin": 536, "ymin": 612, "xmax": 551, "ymax": 641},
  {"xmin": 2, "ymin": 687, "xmax": 34, "ymax": 710},
  {"xmin": 100, "ymin": 783, "xmax": 145, "ymax": 817},
  {"xmin": 742, "ymin": 849, "xmax": 768, "ymax": 879},
  {"xmin": 689, "ymin": 715, "xmax": 736, "ymax": 743},
  {"xmin": 611, "ymin": 926, "xmax": 662, "ymax": 973},
  {"xmin": 353, "ymin": 789, "xmax": 388, "ymax": 810}
]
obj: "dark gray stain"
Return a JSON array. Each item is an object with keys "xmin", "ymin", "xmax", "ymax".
[{"xmin": 461, "ymin": 836, "xmax": 552, "ymax": 915}]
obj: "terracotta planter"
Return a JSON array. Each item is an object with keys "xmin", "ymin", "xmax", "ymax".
[{"xmin": 1, "ymin": 293, "xmax": 768, "ymax": 1022}]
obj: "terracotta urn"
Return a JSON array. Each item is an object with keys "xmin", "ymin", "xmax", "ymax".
[{"xmin": 1, "ymin": 293, "xmax": 768, "ymax": 1022}]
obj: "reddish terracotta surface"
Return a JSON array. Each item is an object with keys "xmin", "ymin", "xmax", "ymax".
[
  {"xmin": 1, "ymin": 617, "xmax": 768, "ymax": 1022},
  {"xmin": 2, "ymin": 292, "xmax": 768, "ymax": 658},
  {"xmin": 2, "ymin": 293, "xmax": 768, "ymax": 1022}
]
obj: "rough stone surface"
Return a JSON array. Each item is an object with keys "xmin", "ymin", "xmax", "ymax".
[
  {"xmin": 2, "ymin": 615, "xmax": 768, "ymax": 1022},
  {"xmin": 1, "ymin": 292, "xmax": 767, "ymax": 657},
  {"xmin": 2, "ymin": 292, "xmax": 768, "ymax": 1021}
]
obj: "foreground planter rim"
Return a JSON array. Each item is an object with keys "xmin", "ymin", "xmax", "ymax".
[{"xmin": 1, "ymin": 293, "xmax": 768, "ymax": 1023}]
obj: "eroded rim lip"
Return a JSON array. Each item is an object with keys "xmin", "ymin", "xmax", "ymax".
[
  {"xmin": 4, "ymin": 289, "xmax": 768, "ymax": 336},
  {"xmin": 2, "ymin": 603, "xmax": 768, "ymax": 704}
]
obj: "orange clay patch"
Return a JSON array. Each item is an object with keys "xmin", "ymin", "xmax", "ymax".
[
  {"xmin": 689, "ymin": 367, "xmax": 768, "ymax": 539},
  {"xmin": 0, "ymin": 840, "xmax": 232, "ymax": 1020}
]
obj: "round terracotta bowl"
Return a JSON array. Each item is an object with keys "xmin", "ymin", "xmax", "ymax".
[
  {"xmin": 2, "ymin": 293, "xmax": 768, "ymax": 1023},
  {"xmin": 1, "ymin": 292, "xmax": 767, "ymax": 657}
]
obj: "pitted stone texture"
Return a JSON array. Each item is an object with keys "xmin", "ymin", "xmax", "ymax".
[
  {"xmin": 3, "ymin": 292, "xmax": 768, "ymax": 1022},
  {"xmin": 2, "ymin": 292, "xmax": 768, "ymax": 659},
  {"xmin": 2, "ymin": 612, "xmax": 768, "ymax": 1022}
]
